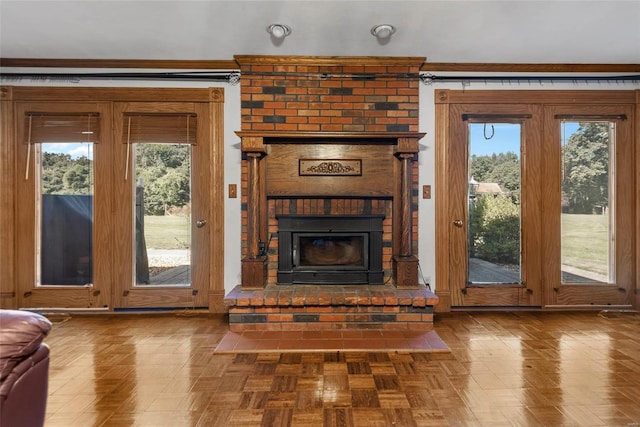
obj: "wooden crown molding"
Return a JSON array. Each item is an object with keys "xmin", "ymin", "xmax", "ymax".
[
  {"xmin": 434, "ymin": 89, "xmax": 637, "ymax": 105},
  {"xmin": 2, "ymin": 57, "xmax": 637, "ymax": 74},
  {"xmin": 0, "ymin": 58, "xmax": 240, "ymax": 70},
  {"xmin": 422, "ymin": 62, "xmax": 640, "ymax": 73},
  {"xmin": 3, "ymin": 86, "xmax": 212, "ymax": 102}
]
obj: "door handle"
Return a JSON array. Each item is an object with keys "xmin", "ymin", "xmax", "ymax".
[
  {"xmin": 453, "ymin": 219, "xmax": 463, "ymax": 227},
  {"xmin": 196, "ymin": 219, "xmax": 207, "ymax": 228}
]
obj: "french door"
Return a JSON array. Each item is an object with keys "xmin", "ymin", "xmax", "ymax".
[
  {"xmin": 541, "ymin": 105, "xmax": 634, "ymax": 307},
  {"xmin": 112, "ymin": 102, "xmax": 210, "ymax": 309},
  {"xmin": 15, "ymin": 102, "xmax": 112, "ymax": 309},
  {"xmin": 438, "ymin": 92, "xmax": 635, "ymax": 309},
  {"xmin": 447, "ymin": 104, "xmax": 543, "ymax": 307},
  {"xmin": 14, "ymin": 100, "xmax": 212, "ymax": 310}
]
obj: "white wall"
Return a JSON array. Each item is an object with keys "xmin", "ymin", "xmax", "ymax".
[{"xmin": 222, "ymin": 83, "xmax": 243, "ymax": 292}]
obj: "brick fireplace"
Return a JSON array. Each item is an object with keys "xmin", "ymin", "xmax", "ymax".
[{"xmin": 224, "ymin": 56, "xmax": 438, "ymax": 330}]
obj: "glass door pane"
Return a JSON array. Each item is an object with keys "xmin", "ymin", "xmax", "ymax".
[
  {"xmin": 560, "ymin": 122, "xmax": 614, "ymax": 284},
  {"xmin": 133, "ymin": 143, "xmax": 192, "ymax": 287},
  {"xmin": 38, "ymin": 143, "xmax": 94, "ymax": 286},
  {"xmin": 467, "ymin": 123, "xmax": 522, "ymax": 284}
]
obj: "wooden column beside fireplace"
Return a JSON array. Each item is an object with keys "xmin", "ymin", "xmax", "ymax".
[
  {"xmin": 239, "ymin": 131, "xmax": 424, "ymax": 290},
  {"xmin": 240, "ymin": 136, "xmax": 268, "ymax": 288},
  {"xmin": 394, "ymin": 137, "xmax": 421, "ymax": 288}
]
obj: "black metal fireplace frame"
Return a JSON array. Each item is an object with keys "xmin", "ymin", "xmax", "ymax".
[{"xmin": 276, "ymin": 215, "xmax": 384, "ymax": 285}]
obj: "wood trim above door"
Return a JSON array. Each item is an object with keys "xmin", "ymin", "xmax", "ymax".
[
  {"xmin": 4, "ymin": 86, "xmax": 219, "ymax": 102},
  {"xmin": 435, "ymin": 90, "xmax": 637, "ymax": 105}
]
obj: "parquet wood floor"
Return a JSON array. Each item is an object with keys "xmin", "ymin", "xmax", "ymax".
[{"xmin": 41, "ymin": 311, "xmax": 640, "ymax": 426}]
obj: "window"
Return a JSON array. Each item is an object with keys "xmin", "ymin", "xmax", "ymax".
[
  {"xmin": 27, "ymin": 113, "xmax": 99, "ymax": 286},
  {"xmin": 560, "ymin": 121, "xmax": 615, "ymax": 284},
  {"xmin": 124, "ymin": 114, "xmax": 196, "ymax": 287}
]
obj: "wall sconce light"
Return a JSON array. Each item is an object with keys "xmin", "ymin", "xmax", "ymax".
[
  {"xmin": 371, "ymin": 24, "xmax": 396, "ymax": 40},
  {"xmin": 267, "ymin": 24, "xmax": 291, "ymax": 40}
]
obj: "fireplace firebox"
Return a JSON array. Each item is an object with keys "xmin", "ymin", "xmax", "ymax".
[{"xmin": 277, "ymin": 215, "xmax": 384, "ymax": 285}]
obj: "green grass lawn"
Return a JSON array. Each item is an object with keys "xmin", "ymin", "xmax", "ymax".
[
  {"xmin": 143, "ymin": 215, "xmax": 190, "ymax": 249},
  {"xmin": 562, "ymin": 213, "xmax": 610, "ymax": 276}
]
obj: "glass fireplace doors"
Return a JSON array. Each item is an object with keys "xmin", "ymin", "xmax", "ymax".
[{"xmin": 277, "ymin": 215, "xmax": 384, "ymax": 285}]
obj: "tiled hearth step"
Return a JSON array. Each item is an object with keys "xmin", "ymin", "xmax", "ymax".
[{"xmin": 223, "ymin": 284, "xmax": 438, "ymax": 331}]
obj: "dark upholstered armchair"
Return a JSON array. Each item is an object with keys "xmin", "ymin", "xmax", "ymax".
[{"xmin": 0, "ymin": 310, "xmax": 52, "ymax": 427}]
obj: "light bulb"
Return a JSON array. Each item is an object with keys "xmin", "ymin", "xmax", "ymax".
[
  {"xmin": 377, "ymin": 28, "xmax": 391, "ymax": 38},
  {"xmin": 271, "ymin": 25, "xmax": 285, "ymax": 38}
]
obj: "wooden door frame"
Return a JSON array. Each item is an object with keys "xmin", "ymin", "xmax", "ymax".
[
  {"xmin": 435, "ymin": 89, "xmax": 638, "ymax": 312},
  {"xmin": 0, "ymin": 86, "xmax": 226, "ymax": 311},
  {"xmin": 0, "ymin": 89, "xmax": 16, "ymax": 307}
]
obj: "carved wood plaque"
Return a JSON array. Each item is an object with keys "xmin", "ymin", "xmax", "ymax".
[{"xmin": 299, "ymin": 159, "xmax": 362, "ymax": 176}]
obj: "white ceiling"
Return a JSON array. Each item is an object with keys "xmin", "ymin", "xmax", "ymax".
[{"xmin": 1, "ymin": 1, "xmax": 639, "ymax": 65}]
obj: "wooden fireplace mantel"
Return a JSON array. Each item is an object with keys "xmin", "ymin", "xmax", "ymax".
[
  {"xmin": 236, "ymin": 130, "xmax": 426, "ymax": 140},
  {"xmin": 237, "ymin": 131, "xmax": 425, "ymax": 151},
  {"xmin": 238, "ymin": 131, "xmax": 425, "ymax": 289}
]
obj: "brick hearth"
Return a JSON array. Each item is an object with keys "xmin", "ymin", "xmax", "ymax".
[{"xmin": 223, "ymin": 284, "xmax": 438, "ymax": 332}]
